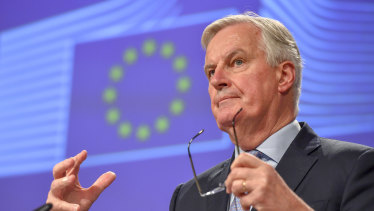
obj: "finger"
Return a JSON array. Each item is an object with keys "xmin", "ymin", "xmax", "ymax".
[
  {"xmin": 231, "ymin": 153, "xmax": 263, "ymax": 169},
  {"xmin": 238, "ymin": 189, "xmax": 261, "ymax": 210},
  {"xmin": 230, "ymin": 179, "xmax": 255, "ymax": 197},
  {"xmin": 238, "ymin": 194, "xmax": 253, "ymax": 211},
  {"xmin": 225, "ymin": 167, "xmax": 252, "ymax": 193},
  {"xmin": 53, "ymin": 157, "xmax": 75, "ymax": 179},
  {"xmin": 67, "ymin": 150, "xmax": 88, "ymax": 176},
  {"xmin": 47, "ymin": 197, "xmax": 80, "ymax": 211},
  {"xmin": 87, "ymin": 171, "xmax": 116, "ymax": 201},
  {"xmin": 75, "ymin": 150, "xmax": 87, "ymax": 166},
  {"xmin": 50, "ymin": 175, "xmax": 77, "ymax": 198}
]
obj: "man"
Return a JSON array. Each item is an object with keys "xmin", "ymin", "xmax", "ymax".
[
  {"xmin": 169, "ymin": 12, "xmax": 374, "ymax": 211},
  {"xmin": 45, "ymin": 12, "xmax": 374, "ymax": 211}
]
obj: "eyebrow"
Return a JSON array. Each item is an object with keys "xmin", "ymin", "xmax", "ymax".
[
  {"xmin": 204, "ymin": 49, "xmax": 246, "ymax": 73},
  {"xmin": 204, "ymin": 64, "xmax": 215, "ymax": 74},
  {"xmin": 225, "ymin": 49, "xmax": 246, "ymax": 61}
]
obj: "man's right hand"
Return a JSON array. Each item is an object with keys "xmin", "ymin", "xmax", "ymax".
[{"xmin": 46, "ymin": 150, "xmax": 116, "ymax": 211}]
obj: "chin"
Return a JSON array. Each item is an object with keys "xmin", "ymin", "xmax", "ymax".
[
  {"xmin": 214, "ymin": 106, "xmax": 237, "ymax": 120},
  {"xmin": 215, "ymin": 116, "xmax": 233, "ymax": 132}
]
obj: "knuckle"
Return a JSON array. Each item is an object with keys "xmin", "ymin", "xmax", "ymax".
[
  {"xmin": 261, "ymin": 175, "xmax": 269, "ymax": 185},
  {"xmin": 52, "ymin": 163, "xmax": 60, "ymax": 175},
  {"xmin": 259, "ymin": 165, "xmax": 275, "ymax": 182},
  {"xmin": 230, "ymin": 169, "xmax": 239, "ymax": 177},
  {"xmin": 256, "ymin": 175, "xmax": 267, "ymax": 186},
  {"xmin": 240, "ymin": 198, "xmax": 251, "ymax": 210},
  {"xmin": 232, "ymin": 183, "xmax": 241, "ymax": 195},
  {"xmin": 263, "ymin": 163, "xmax": 273, "ymax": 172},
  {"xmin": 50, "ymin": 179, "xmax": 59, "ymax": 190},
  {"xmin": 234, "ymin": 180, "xmax": 241, "ymax": 189},
  {"xmin": 53, "ymin": 162, "xmax": 65, "ymax": 177}
]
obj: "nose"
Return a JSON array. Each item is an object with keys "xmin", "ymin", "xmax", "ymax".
[{"xmin": 210, "ymin": 66, "xmax": 230, "ymax": 90}]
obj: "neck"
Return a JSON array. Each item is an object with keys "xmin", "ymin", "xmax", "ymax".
[{"xmin": 229, "ymin": 106, "xmax": 296, "ymax": 151}]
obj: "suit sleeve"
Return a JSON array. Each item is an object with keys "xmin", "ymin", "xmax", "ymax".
[
  {"xmin": 341, "ymin": 148, "xmax": 374, "ymax": 210},
  {"xmin": 169, "ymin": 184, "xmax": 183, "ymax": 211}
]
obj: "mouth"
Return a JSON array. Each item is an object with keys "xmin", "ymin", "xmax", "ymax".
[{"xmin": 217, "ymin": 96, "xmax": 239, "ymax": 105}]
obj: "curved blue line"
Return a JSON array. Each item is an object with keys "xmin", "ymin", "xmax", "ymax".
[
  {"xmin": 0, "ymin": 87, "xmax": 69, "ymax": 109},
  {"xmin": 0, "ymin": 100, "xmax": 68, "ymax": 122},
  {"xmin": 0, "ymin": 65, "xmax": 67, "ymax": 88},
  {"xmin": 298, "ymin": 103, "xmax": 374, "ymax": 115},
  {"xmin": 0, "ymin": 49, "xmax": 71, "ymax": 75},
  {"xmin": 315, "ymin": 0, "xmax": 374, "ymax": 13},
  {"xmin": 1, "ymin": 0, "xmax": 131, "ymax": 41},
  {"xmin": 0, "ymin": 136, "xmax": 62, "ymax": 152},
  {"xmin": 82, "ymin": 133, "xmax": 232, "ymax": 168},
  {"xmin": 2, "ymin": 0, "xmax": 171, "ymax": 54},
  {"xmin": 297, "ymin": 114, "xmax": 373, "ymax": 127},
  {"xmin": 302, "ymin": 78, "xmax": 374, "ymax": 93}
]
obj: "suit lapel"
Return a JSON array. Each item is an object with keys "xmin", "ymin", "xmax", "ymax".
[
  {"xmin": 206, "ymin": 153, "xmax": 234, "ymax": 211},
  {"xmin": 203, "ymin": 122, "xmax": 320, "ymax": 210},
  {"xmin": 276, "ymin": 123, "xmax": 321, "ymax": 191}
]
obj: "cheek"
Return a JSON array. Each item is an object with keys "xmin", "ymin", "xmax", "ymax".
[
  {"xmin": 208, "ymin": 85, "xmax": 219, "ymax": 116},
  {"xmin": 243, "ymin": 80, "xmax": 277, "ymax": 112},
  {"xmin": 241, "ymin": 86, "xmax": 257, "ymax": 105},
  {"xmin": 239, "ymin": 78, "xmax": 267, "ymax": 107},
  {"xmin": 208, "ymin": 85, "xmax": 215, "ymax": 103}
]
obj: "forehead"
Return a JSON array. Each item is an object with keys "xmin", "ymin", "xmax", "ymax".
[{"xmin": 205, "ymin": 23, "xmax": 262, "ymax": 60}]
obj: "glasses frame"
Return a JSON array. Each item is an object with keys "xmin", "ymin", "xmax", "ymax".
[{"xmin": 187, "ymin": 108, "xmax": 243, "ymax": 197}]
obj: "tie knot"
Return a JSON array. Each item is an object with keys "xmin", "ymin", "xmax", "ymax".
[{"xmin": 249, "ymin": 149, "xmax": 271, "ymax": 162}]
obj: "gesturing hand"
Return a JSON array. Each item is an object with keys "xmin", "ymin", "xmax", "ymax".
[
  {"xmin": 225, "ymin": 153, "xmax": 312, "ymax": 211},
  {"xmin": 46, "ymin": 150, "xmax": 116, "ymax": 211}
]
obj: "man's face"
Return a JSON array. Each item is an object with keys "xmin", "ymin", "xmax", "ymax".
[{"xmin": 205, "ymin": 23, "xmax": 279, "ymax": 134}]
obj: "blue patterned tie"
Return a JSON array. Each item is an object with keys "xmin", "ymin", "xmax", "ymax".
[
  {"xmin": 229, "ymin": 150, "xmax": 275, "ymax": 211},
  {"xmin": 249, "ymin": 150, "xmax": 274, "ymax": 164},
  {"xmin": 230, "ymin": 196, "xmax": 244, "ymax": 211}
]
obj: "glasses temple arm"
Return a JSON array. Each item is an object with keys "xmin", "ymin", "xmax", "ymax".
[
  {"xmin": 232, "ymin": 108, "xmax": 243, "ymax": 155},
  {"xmin": 187, "ymin": 129, "xmax": 204, "ymax": 195}
]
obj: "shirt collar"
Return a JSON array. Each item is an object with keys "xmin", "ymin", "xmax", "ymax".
[{"xmin": 235, "ymin": 120, "xmax": 300, "ymax": 163}]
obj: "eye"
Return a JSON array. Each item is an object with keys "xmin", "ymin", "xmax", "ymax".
[
  {"xmin": 234, "ymin": 59, "xmax": 243, "ymax": 66},
  {"xmin": 208, "ymin": 69, "xmax": 215, "ymax": 78}
]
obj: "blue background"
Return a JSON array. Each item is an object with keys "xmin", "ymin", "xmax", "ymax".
[{"xmin": 0, "ymin": 0, "xmax": 373, "ymax": 210}]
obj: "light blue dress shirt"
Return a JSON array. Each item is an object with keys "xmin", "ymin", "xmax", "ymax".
[{"xmin": 229, "ymin": 120, "xmax": 301, "ymax": 209}]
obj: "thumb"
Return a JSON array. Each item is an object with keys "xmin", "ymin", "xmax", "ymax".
[{"xmin": 87, "ymin": 171, "xmax": 116, "ymax": 201}]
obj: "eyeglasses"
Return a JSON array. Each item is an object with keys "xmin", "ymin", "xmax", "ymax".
[{"xmin": 187, "ymin": 108, "xmax": 243, "ymax": 197}]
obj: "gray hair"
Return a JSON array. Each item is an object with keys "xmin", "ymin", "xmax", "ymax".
[{"xmin": 201, "ymin": 12, "xmax": 303, "ymax": 110}]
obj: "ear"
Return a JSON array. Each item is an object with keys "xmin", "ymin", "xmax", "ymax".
[{"xmin": 277, "ymin": 61, "xmax": 295, "ymax": 94}]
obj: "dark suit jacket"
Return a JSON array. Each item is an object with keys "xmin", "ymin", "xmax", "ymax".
[{"xmin": 170, "ymin": 122, "xmax": 374, "ymax": 211}]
